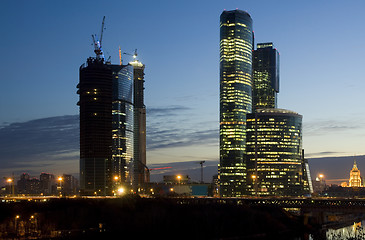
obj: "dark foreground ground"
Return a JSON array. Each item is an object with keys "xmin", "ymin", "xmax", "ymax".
[{"xmin": 0, "ymin": 196, "xmax": 307, "ymax": 239}]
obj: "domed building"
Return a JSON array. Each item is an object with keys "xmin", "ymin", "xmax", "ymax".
[{"xmin": 349, "ymin": 161, "xmax": 362, "ymax": 187}]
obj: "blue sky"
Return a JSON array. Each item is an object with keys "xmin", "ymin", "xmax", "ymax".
[{"xmin": 1, "ymin": 0, "xmax": 365, "ymax": 180}]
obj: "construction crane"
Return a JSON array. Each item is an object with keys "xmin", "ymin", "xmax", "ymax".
[
  {"xmin": 119, "ymin": 46, "xmax": 122, "ymax": 65},
  {"xmin": 91, "ymin": 16, "xmax": 106, "ymax": 60},
  {"xmin": 123, "ymin": 49, "xmax": 138, "ymax": 60}
]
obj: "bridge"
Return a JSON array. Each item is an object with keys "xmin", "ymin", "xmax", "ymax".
[
  {"xmin": 173, "ymin": 197, "xmax": 365, "ymax": 233},
  {"xmin": 2, "ymin": 195, "xmax": 365, "ymax": 235},
  {"xmin": 3, "ymin": 196, "xmax": 365, "ymax": 211},
  {"xmin": 171, "ymin": 197, "xmax": 365, "ymax": 211}
]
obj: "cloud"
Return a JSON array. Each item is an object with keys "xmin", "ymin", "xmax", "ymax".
[
  {"xmin": 0, "ymin": 115, "xmax": 79, "ymax": 176},
  {"xmin": 303, "ymin": 119, "xmax": 363, "ymax": 136},
  {"xmin": 305, "ymin": 151, "xmax": 345, "ymax": 158},
  {"xmin": 0, "ymin": 113, "xmax": 363, "ymax": 186},
  {"xmin": 146, "ymin": 105, "xmax": 218, "ymax": 151},
  {"xmin": 147, "ymin": 105, "xmax": 191, "ymax": 117},
  {"xmin": 147, "ymin": 128, "xmax": 218, "ymax": 150},
  {"xmin": 0, "ymin": 107, "xmax": 218, "ymax": 177}
]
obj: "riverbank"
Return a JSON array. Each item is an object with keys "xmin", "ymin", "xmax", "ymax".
[{"xmin": 0, "ymin": 195, "xmax": 308, "ymax": 239}]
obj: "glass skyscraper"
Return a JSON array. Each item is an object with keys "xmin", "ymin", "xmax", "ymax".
[
  {"xmin": 78, "ymin": 59, "xmax": 136, "ymax": 196},
  {"xmin": 110, "ymin": 64, "xmax": 134, "ymax": 186},
  {"xmin": 246, "ymin": 109, "xmax": 310, "ymax": 196},
  {"xmin": 130, "ymin": 60, "xmax": 147, "ymax": 188},
  {"xmin": 219, "ymin": 10, "xmax": 253, "ymax": 197},
  {"xmin": 252, "ymin": 43, "xmax": 279, "ymax": 111}
]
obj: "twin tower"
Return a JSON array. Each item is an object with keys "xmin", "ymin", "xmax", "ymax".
[{"xmin": 219, "ymin": 10, "xmax": 311, "ymax": 197}]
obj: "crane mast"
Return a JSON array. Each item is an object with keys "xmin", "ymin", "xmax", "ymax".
[{"xmin": 91, "ymin": 16, "xmax": 106, "ymax": 61}]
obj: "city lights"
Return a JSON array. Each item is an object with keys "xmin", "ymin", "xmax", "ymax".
[
  {"xmin": 117, "ymin": 188, "xmax": 125, "ymax": 194},
  {"xmin": 220, "ymin": 9, "xmax": 253, "ymax": 198}
]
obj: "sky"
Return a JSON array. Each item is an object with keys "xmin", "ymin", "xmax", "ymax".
[{"xmin": 1, "ymin": 0, "xmax": 365, "ymax": 182}]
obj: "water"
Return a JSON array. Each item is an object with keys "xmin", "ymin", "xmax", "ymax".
[{"xmin": 307, "ymin": 222, "xmax": 365, "ymax": 240}]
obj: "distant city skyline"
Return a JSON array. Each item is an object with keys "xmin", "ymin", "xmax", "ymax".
[{"xmin": 1, "ymin": 1, "xmax": 365, "ymax": 183}]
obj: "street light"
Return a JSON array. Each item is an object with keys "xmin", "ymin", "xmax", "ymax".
[
  {"xmin": 177, "ymin": 175, "xmax": 181, "ymax": 184},
  {"xmin": 6, "ymin": 178, "xmax": 14, "ymax": 196},
  {"xmin": 252, "ymin": 175, "xmax": 257, "ymax": 196},
  {"xmin": 57, "ymin": 177, "xmax": 63, "ymax": 197},
  {"xmin": 117, "ymin": 187, "xmax": 125, "ymax": 195}
]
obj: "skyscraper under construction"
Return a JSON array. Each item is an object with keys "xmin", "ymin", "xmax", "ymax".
[
  {"xmin": 77, "ymin": 18, "xmax": 146, "ymax": 195},
  {"xmin": 78, "ymin": 57, "xmax": 113, "ymax": 196}
]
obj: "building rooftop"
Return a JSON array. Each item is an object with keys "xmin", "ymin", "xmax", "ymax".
[
  {"xmin": 255, "ymin": 108, "xmax": 302, "ymax": 117},
  {"xmin": 221, "ymin": 9, "xmax": 251, "ymax": 19}
]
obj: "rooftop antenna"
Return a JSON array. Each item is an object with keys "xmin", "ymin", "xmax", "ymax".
[{"xmin": 91, "ymin": 16, "xmax": 106, "ymax": 60}]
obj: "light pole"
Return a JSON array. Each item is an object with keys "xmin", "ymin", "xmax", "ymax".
[
  {"xmin": 57, "ymin": 177, "xmax": 63, "ymax": 197},
  {"xmin": 113, "ymin": 176, "xmax": 120, "ymax": 196},
  {"xmin": 251, "ymin": 175, "xmax": 257, "ymax": 196},
  {"xmin": 177, "ymin": 175, "xmax": 182, "ymax": 185},
  {"xmin": 7, "ymin": 178, "xmax": 14, "ymax": 196}
]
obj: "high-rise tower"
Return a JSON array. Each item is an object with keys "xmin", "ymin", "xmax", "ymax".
[
  {"xmin": 247, "ymin": 43, "xmax": 311, "ymax": 196},
  {"xmin": 110, "ymin": 64, "xmax": 134, "ymax": 186},
  {"xmin": 130, "ymin": 59, "xmax": 147, "ymax": 188},
  {"xmin": 246, "ymin": 109, "xmax": 309, "ymax": 196},
  {"xmin": 219, "ymin": 10, "xmax": 253, "ymax": 197},
  {"xmin": 252, "ymin": 43, "xmax": 279, "ymax": 111},
  {"xmin": 78, "ymin": 17, "xmax": 141, "ymax": 195},
  {"xmin": 78, "ymin": 57, "xmax": 113, "ymax": 196}
]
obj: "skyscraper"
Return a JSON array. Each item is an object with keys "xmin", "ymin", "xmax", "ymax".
[
  {"xmin": 78, "ymin": 18, "xmax": 148, "ymax": 195},
  {"xmin": 130, "ymin": 59, "xmax": 147, "ymax": 187},
  {"xmin": 110, "ymin": 64, "xmax": 134, "ymax": 186},
  {"xmin": 78, "ymin": 57, "xmax": 113, "ymax": 196},
  {"xmin": 252, "ymin": 43, "xmax": 279, "ymax": 111},
  {"xmin": 246, "ymin": 109, "xmax": 309, "ymax": 196},
  {"xmin": 219, "ymin": 10, "xmax": 253, "ymax": 197},
  {"xmin": 349, "ymin": 161, "xmax": 362, "ymax": 187}
]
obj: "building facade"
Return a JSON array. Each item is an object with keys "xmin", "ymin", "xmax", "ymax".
[
  {"xmin": 78, "ymin": 57, "xmax": 113, "ymax": 196},
  {"xmin": 252, "ymin": 43, "xmax": 279, "ymax": 111},
  {"xmin": 130, "ymin": 60, "xmax": 148, "ymax": 188},
  {"xmin": 219, "ymin": 10, "xmax": 253, "ymax": 197},
  {"xmin": 110, "ymin": 64, "xmax": 134, "ymax": 187},
  {"xmin": 246, "ymin": 109, "xmax": 310, "ymax": 196},
  {"xmin": 349, "ymin": 161, "xmax": 362, "ymax": 187}
]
